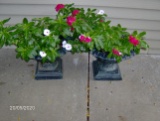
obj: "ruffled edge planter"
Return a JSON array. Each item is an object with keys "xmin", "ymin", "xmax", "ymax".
[
  {"xmin": 92, "ymin": 59, "xmax": 122, "ymax": 80},
  {"xmin": 92, "ymin": 50, "xmax": 135, "ymax": 81},
  {"xmin": 35, "ymin": 57, "xmax": 63, "ymax": 80}
]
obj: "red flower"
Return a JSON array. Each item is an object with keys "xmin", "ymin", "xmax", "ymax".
[
  {"xmin": 112, "ymin": 49, "xmax": 122, "ymax": 56},
  {"xmin": 79, "ymin": 35, "xmax": 92, "ymax": 43},
  {"xmin": 66, "ymin": 16, "xmax": 76, "ymax": 26},
  {"xmin": 79, "ymin": 35, "xmax": 86, "ymax": 42},
  {"xmin": 72, "ymin": 10, "xmax": 80, "ymax": 16},
  {"xmin": 129, "ymin": 35, "xmax": 139, "ymax": 46},
  {"xmin": 85, "ymin": 37, "xmax": 92, "ymax": 43},
  {"xmin": 55, "ymin": 4, "xmax": 65, "ymax": 12}
]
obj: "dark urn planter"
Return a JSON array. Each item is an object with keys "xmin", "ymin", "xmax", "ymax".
[
  {"xmin": 92, "ymin": 58, "xmax": 122, "ymax": 81},
  {"xmin": 35, "ymin": 57, "xmax": 63, "ymax": 80},
  {"xmin": 92, "ymin": 50, "xmax": 135, "ymax": 81}
]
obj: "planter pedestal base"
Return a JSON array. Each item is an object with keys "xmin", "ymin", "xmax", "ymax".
[
  {"xmin": 35, "ymin": 58, "xmax": 62, "ymax": 80},
  {"xmin": 92, "ymin": 59, "xmax": 122, "ymax": 80}
]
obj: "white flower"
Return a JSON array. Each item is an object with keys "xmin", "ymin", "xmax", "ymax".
[
  {"xmin": 98, "ymin": 10, "xmax": 105, "ymax": 15},
  {"xmin": 64, "ymin": 43, "xmax": 72, "ymax": 51},
  {"xmin": 39, "ymin": 51, "xmax": 47, "ymax": 58},
  {"xmin": 43, "ymin": 29, "xmax": 50, "ymax": 36},
  {"xmin": 62, "ymin": 40, "xmax": 67, "ymax": 45}
]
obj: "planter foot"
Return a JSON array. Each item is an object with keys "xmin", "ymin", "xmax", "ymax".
[
  {"xmin": 35, "ymin": 58, "xmax": 63, "ymax": 80},
  {"xmin": 92, "ymin": 59, "xmax": 122, "ymax": 81}
]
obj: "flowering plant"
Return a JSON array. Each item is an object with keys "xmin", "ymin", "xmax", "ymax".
[{"xmin": 0, "ymin": 3, "xmax": 149, "ymax": 62}]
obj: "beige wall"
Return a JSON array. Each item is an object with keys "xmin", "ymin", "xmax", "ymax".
[{"xmin": 0, "ymin": 0, "xmax": 160, "ymax": 54}]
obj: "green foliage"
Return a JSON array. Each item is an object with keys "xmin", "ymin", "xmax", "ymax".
[
  {"xmin": 0, "ymin": 3, "xmax": 149, "ymax": 62},
  {"xmin": 0, "ymin": 18, "xmax": 14, "ymax": 47}
]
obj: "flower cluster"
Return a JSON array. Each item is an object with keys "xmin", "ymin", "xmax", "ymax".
[
  {"xmin": 79, "ymin": 35, "xmax": 92, "ymax": 43},
  {"xmin": 0, "ymin": 3, "xmax": 149, "ymax": 62},
  {"xmin": 62, "ymin": 41, "xmax": 72, "ymax": 51}
]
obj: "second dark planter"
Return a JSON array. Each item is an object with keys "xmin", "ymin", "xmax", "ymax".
[
  {"xmin": 92, "ymin": 58, "xmax": 122, "ymax": 80},
  {"xmin": 92, "ymin": 50, "xmax": 135, "ymax": 81}
]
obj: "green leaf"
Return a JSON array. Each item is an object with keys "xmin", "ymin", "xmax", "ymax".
[
  {"xmin": 91, "ymin": 9, "xmax": 97, "ymax": 12},
  {"xmin": 28, "ymin": 47, "xmax": 37, "ymax": 58},
  {"xmin": 66, "ymin": 3, "xmax": 74, "ymax": 8},
  {"xmin": 2, "ymin": 18, "xmax": 11, "ymax": 24},
  {"xmin": 94, "ymin": 40, "xmax": 100, "ymax": 50},
  {"xmin": 23, "ymin": 18, "xmax": 28, "ymax": 24},
  {"xmin": 87, "ymin": 8, "xmax": 91, "ymax": 11},
  {"xmin": 132, "ymin": 31, "xmax": 138, "ymax": 36},
  {"xmin": 138, "ymin": 31, "xmax": 146, "ymax": 38},
  {"xmin": 116, "ymin": 56, "xmax": 122, "ymax": 63},
  {"xmin": 63, "ymin": 28, "xmax": 72, "ymax": 36},
  {"xmin": 134, "ymin": 47, "xmax": 140, "ymax": 54},
  {"xmin": 140, "ymin": 40, "xmax": 149, "ymax": 49},
  {"xmin": 88, "ymin": 42, "xmax": 94, "ymax": 50},
  {"xmin": 105, "ymin": 20, "xmax": 111, "ymax": 25}
]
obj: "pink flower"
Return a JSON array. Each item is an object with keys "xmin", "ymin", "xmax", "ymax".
[
  {"xmin": 72, "ymin": 10, "xmax": 80, "ymax": 16},
  {"xmin": 129, "ymin": 35, "xmax": 139, "ymax": 46},
  {"xmin": 55, "ymin": 4, "xmax": 65, "ymax": 12},
  {"xmin": 66, "ymin": 16, "xmax": 76, "ymax": 26},
  {"xmin": 79, "ymin": 34, "xmax": 86, "ymax": 42},
  {"xmin": 79, "ymin": 35, "xmax": 92, "ymax": 43},
  {"xmin": 112, "ymin": 49, "xmax": 122, "ymax": 56},
  {"xmin": 85, "ymin": 37, "xmax": 92, "ymax": 43}
]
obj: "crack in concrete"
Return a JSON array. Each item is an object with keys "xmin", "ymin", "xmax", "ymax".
[{"xmin": 86, "ymin": 52, "xmax": 90, "ymax": 121}]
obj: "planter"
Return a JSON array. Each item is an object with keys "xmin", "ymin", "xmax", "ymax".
[
  {"xmin": 92, "ymin": 50, "xmax": 135, "ymax": 80},
  {"xmin": 35, "ymin": 57, "xmax": 63, "ymax": 80},
  {"xmin": 92, "ymin": 58, "xmax": 122, "ymax": 80}
]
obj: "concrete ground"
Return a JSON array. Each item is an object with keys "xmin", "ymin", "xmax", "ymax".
[{"xmin": 0, "ymin": 48, "xmax": 160, "ymax": 121}]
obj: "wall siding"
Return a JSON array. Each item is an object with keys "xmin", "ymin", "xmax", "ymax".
[{"xmin": 0, "ymin": 0, "xmax": 160, "ymax": 54}]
